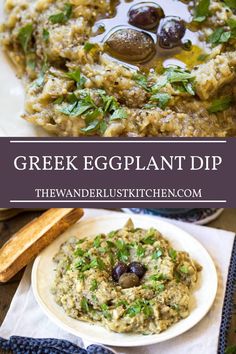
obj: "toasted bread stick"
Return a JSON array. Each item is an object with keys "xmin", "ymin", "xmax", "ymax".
[{"xmin": 0, "ymin": 208, "xmax": 84, "ymax": 282}]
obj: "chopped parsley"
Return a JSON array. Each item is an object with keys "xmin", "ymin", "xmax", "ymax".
[
  {"xmin": 84, "ymin": 42, "xmax": 96, "ymax": 52},
  {"xmin": 149, "ymin": 92, "xmax": 171, "ymax": 109},
  {"xmin": 74, "ymin": 256, "xmax": 105, "ymax": 272},
  {"xmin": 43, "ymin": 29, "xmax": 49, "ymax": 41},
  {"xmin": 136, "ymin": 244, "xmax": 145, "ymax": 257},
  {"xmin": 152, "ymin": 67, "xmax": 195, "ymax": 96},
  {"xmin": 208, "ymin": 28, "xmax": 231, "ymax": 46},
  {"xmin": 142, "ymin": 230, "xmax": 156, "ymax": 245},
  {"xmin": 31, "ymin": 62, "xmax": 48, "ymax": 88},
  {"xmin": 208, "ymin": 96, "xmax": 233, "ymax": 113},
  {"xmin": 53, "ymin": 97, "xmax": 64, "ymax": 105},
  {"xmin": 26, "ymin": 55, "xmax": 36, "ymax": 71},
  {"xmin": 66, "ymin": 68, "xmax": 86, "ymax": 89},
  {"xmin": 125, "ymin": 300, "xmax": 153, "ymax": 318},
  {"xmin": 152, "ymin": 249, "xmax": 163, "ymax": 259},
  {"xmin": 153, "ymin": 283, "xmax": 165, "ymax": 293},
  {"xmin": 149, "ymin": 273, "xmax": 166, "ymax": 281},
  {"xmin": 18, "ymin": 24, "xmax": 33, "ymax": 54},
  {"xmin": 90, "ymin": 279, "xmax": 98, "ymax": 291},
  {"xmin": 115, "ymin": 239, "xmax": 130, "ymax": 262},
  {"xmin": 81, "ymin": 297, "xmax": 89, "ymax": 312},
  {"xmin": 169, "ymin": 248, "xmax": 177, "ymax": 261},
  {"xmin": 90, "ymin": 257, "xmax": 106, "ymax": 270},
  {"xmin": 110, "ymin": 108, "xmax": 128, "ymax": 120},
  {"xmin": 108, "ymin": 230, "xmax": 117, "ymax": 238},
  {"xmin": 133, "ymin": 73, "xmax": 151, "ymax": 92},
  {"xmin": 49, "ymin": 3, "xmax": 73, "ymax": 24},
  {"xmin": 179, "ymin": 265, "xmax": 189, "ymax": 274},
  {"xmin": 74, "ymin": 247, "xmax": 85, "ymax": 257},
  {"xmin": 171, "ymin": 304, "xmax": 180, "ymax": 312},
  {"xmin": 101, "ymin": 304, "xmax": 112, "ymax": 319},
  {"xmin": 58, "ymin": 88, "xmax": 127, "ymax": 134},
  {"xmin": 193, "ymin": 0, "xmax": 210, "ymax": 22},
  {"xmin": 93, "ymin": 235, "xmax": 102, "ymax": 248}
]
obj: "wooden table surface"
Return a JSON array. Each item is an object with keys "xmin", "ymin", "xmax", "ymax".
[{"xmin": 0, "ymin": 209, "xmax": 235, "ymax": 352}]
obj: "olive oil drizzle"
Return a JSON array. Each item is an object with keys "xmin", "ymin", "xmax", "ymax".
[{"xmin": 91, "ymin": 0, "xmax": 209, "ymax": 71}]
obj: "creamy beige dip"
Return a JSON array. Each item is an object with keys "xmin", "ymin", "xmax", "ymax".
[{"xmin": 51, "ymin": 219, "xmax": 202, "ymax": 334}]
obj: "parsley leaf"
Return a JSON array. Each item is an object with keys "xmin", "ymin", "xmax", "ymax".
[
  {"xmin": 49, "ymin": 3, "xmax": 73, "ymax": 24},
  {"xmin": 43, "ymin": 29, "xmax": 49, "ymax": 41},
  {"xmin": 153, "ymin": 283, "xmax": 165, "ymax": 293},
  {"xmin": 208, "ymin": 28, "xmax": 231, "ymax": 46},
  {"xmin": 93, "ymin": 235, "xmax": 102, "ymax": 248},
  {"xmin": 169, "ymin": 248, "xmax": 177, "ymax": 261},
  {"xmin": 150, "ymin": 273, "xmax": 166, "ymax": 281},
  {"xmin": 18, "ymin": 24, "xmax": 33, "ymax": 54},
  {"xmin": 31, "ymin": 62, "xmax": 48, "ymax": 88},
  {"xmin": 152, "ymin": 249, "xmax": 163, "ymax": 259},
  {"xmin": 179, "ymin": 265, "xmax": 189, "ymax": 274},
  {"xmin": 166, "ymin": 68, "xmax": 195, "ymax": 83},
  {"xmin": 84, "ymin": 42, "xmax": 96, "ymax": 52},
  {"xmin": 74, "ymin": 247, "xmax": 84, "ymax": 257},
  {"xmin": 81, "ymin": 297, "xmax": 89, "ymax": 312},
  {"xmin": 80, "ymin": 120, "xmax": 100, "ymax": 133},
  {"xmin": 150, "ymin": 92, "xmax": 171, "ymax": 109},
  {"xmin": 90, "ymin": 279, "xmax": 98, "ymax": 291},
  {"xmin": 142, "ymin": 233, "xmax": 156, "ymax": 245},
  {"xmin": 66, "ymin": 68, "xmax": 86, "ymax": 89},
  {"xmin": 152, "ymin": 67, "xmax": 195, "ymax": 96},
  {"xmin": 223, "ymin": 0, "xmax": 236, "ymax": 9},
  {"xmin": 208, "ymin": 96, "xmax": 233, "ymax": 113},
  {"xmin": 133, "ymin": 73, "xmax": 151, "ymax": 92},
  {"xmin": 110, "ymin": 108, "xmax": 128, "ymax": 120},
  {"xmin": 126, "ymin": 300, "xmax": 153, "ymax": 319},
  {"xmin": 136, "ymin": 244, "xmax": 145, "ymax": 257},
  {"xmin": 193, "ymin": 0, "xmax": 210, "ymax": 22},
  {"xmin": 115, "ymin": 240, "xmax": 130, "ymax": 261}
]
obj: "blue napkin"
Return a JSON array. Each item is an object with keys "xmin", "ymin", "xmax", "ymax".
[
  {"xmin": 218, "ymin": 237, "xmax": 236, "ymax": 353},
  {"xmin": 0, "ymin": 337, "xmax": 114, "ymax": 354}
]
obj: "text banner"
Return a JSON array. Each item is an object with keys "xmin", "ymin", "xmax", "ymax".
[{"xmin": 0, "ymin": 138, "xmax": 235, "ymax": 207}]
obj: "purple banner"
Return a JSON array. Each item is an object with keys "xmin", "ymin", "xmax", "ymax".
[{"xmin": 0, "ymin": 137, "xmax": 235, "ymax": 207}]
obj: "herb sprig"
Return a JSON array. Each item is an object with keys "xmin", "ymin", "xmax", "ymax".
[
  {"xmin": 49, "ymin": 3, "xmax": 73, "ymax": 24},
  {"xmin": 193, "ymin": 0, "xmax": 210, "ymax": 23},
  {"xmin": 18, "ymin": 24, "xmax": 33, "ymax": 54}
]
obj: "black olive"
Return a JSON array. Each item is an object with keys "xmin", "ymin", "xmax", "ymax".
[
  {"xmin": 118, "ymin": 273, "xmax": 140, "ymax": 288},
  {"xmin": 112, "ymin": 262, "xmax": 128, "ymax": 282},
  {"xmin": 128, "ymin": 3, "xmax": 165, "ymax": 30},
  {"xmin": 158, "ymin": 16, "xmax": 186, "ymax": 49},
  {"xmin": 128, "ymin": 262, "xmax": 146, "ymax": 278},
  {"xmin": 105, "ymin": 28, "xmax": 156, "ymax": 63},
  {"xmin": 182, "ymin": 39, "xmax": 192, "ymax": 51}
]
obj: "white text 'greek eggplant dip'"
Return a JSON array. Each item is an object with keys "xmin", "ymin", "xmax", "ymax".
[
  {"xmin": 51, "ymin": 220, "xmax": 202, "ymax": 334},
  {"xmin": 1, "ymin": 0, "xmax": 236, "ymax": 137}
]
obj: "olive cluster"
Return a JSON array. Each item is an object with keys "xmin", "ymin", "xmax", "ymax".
[
  {"xmin": 106, "ymin": 2, "xmax": 190, "ymax": 64},
  {"xmin": 112, "ymin": 261, "xmax": 146, "ymax": 289},
  {"xmin": 129, "ymin": 3, "xmax": 187, "ymax": 50}
]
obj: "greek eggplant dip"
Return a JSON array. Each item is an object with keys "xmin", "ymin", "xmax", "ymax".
[
  {"xmin": 1, "ymin": 0, "xmax": 236, "ymax": 137},
  {"xmin": 51, "ymin": 220, "xmax": 202, "ymax": 334}
]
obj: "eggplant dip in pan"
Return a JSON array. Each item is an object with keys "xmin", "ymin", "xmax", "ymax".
[
  {"xmin": 1, "ymin": 0, "xmax": 236, "ymax": 137},
  {"xmin": 51, "ymin": 220, "xmax": 202, "ymax": 334}
]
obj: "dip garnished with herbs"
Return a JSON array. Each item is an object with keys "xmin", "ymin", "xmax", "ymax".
[
  {"xmin": 1, "ymin": 0, "xmax": 235, "ymax": 137},
  {"xmin": 51, "ymin": 219, "xmax": 202, "ymax": 334}
]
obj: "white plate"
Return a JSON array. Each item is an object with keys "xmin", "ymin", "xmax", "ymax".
[{"xmin": 32, "ymin": 213, "xmax": 218, "ymax": 347}]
